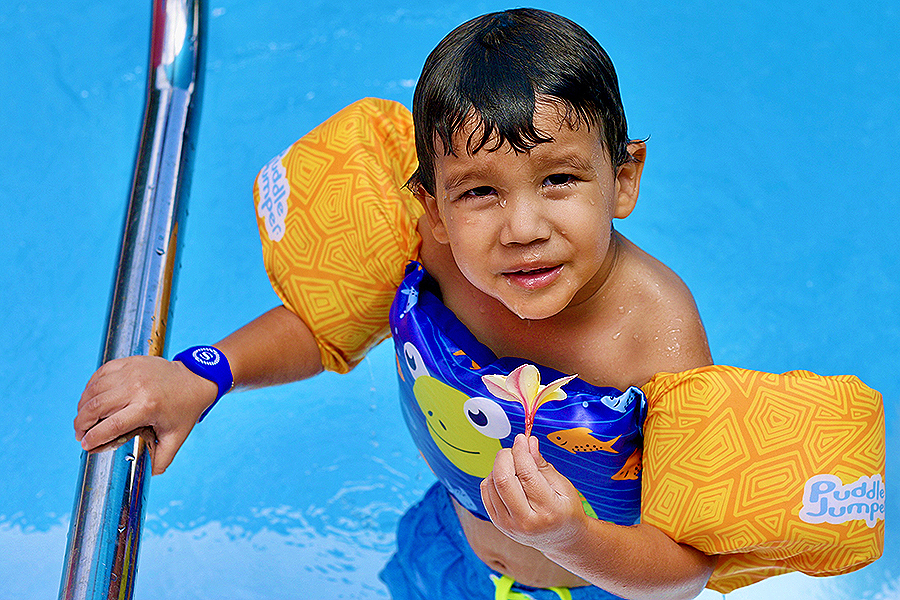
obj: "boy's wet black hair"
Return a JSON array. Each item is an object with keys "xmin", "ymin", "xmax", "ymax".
[{"xmin": 411, "ymin": 8, "xmax": 635, "ymax": 196}]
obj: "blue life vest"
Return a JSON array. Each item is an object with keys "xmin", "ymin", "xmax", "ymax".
[{"xmin": 389, "ymin": 262, "xmax": 647, "ymax": 523}]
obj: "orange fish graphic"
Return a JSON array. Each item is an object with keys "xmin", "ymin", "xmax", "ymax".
[
  {"xmin": 611, "ymin": 448, "xmax": 642, "ymax": 481},
  {"xmin": 547, "ymin": 428, "xmax": 620, "ymax": 454}
]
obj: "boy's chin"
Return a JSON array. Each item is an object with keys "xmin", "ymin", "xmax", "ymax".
[{"xmin": 498, "ymin": 296, "xmax": 566, "ymax": 321}]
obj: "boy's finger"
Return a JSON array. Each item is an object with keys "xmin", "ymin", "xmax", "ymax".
[
  {"xmin": 78, "ymin": 366, "xmax": 134, "ymax": 416},
  {"xmin": 511, "ymin": 435, "xmax": 555, "ymax": 505},
  {"xmin": 78, "ymin": 370, "xmax": 111, "ymax": 412},
  {"xmin": 78, "ymin": 360, "xmax": 127, "ymax": 409},
  {"xmin": 74, "ymin": 387, "xmax": 131, "ymax": 439},
  {"xmin": 79, "ymin": 404, "xmax": 147, "ymax": 452},
  {"xmin": 528, "ymin": 436, "xmax": 563, "ymax": 480},
  {"xmin": 489, "ymin": 446, "xmax": 532, "ymax": 516},
  {"xmin": 527, "ymin": 435, "xmax": 579, "ymax": 499},
  {"xmin": 152, "ymin": 431, "xmax": 189, "ymax": 475},
  {"xmin": 480, "ymin": 473, "xmax": 509, "ymax": 523},
  {"xmin": 528, "ymin": 434, "xmax": 544, "ymax": 463}
]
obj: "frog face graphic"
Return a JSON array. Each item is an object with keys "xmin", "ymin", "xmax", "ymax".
[{"xmin": 402, "ymin": 342, "xmax": 510, "ymax": 477}]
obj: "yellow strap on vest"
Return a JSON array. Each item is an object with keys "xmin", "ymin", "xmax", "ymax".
[{"xmin": 492, "ymin": 574, "xmax": 573, "ymax": 600}]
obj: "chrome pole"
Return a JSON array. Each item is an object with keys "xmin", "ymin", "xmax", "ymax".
[{"xmin": 59, "ymin": 1, "xmax": 206, "ymax": 598}]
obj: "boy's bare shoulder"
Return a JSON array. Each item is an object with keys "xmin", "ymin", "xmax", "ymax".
[{"xmin": 614, "ymin": 235, "xmax": 713, "ymax": 385}]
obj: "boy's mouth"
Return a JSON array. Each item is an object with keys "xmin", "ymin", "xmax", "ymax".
[{"xmin": 503, "ymin": 265, "xmax": 562, "ymax": 290}]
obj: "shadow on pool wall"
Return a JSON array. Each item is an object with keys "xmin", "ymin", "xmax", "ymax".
[{"xmin": 0, "ymin": 0, "xmax": 896, "ymax": 599}]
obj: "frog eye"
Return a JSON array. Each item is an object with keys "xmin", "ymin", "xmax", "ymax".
[
  {"xmin": 403, "ymin": 342, "xmax": 429, "ymax": 380},
  {"xmin": 463, "ymin": 397, "xmax": 511, "ymax": 439}
]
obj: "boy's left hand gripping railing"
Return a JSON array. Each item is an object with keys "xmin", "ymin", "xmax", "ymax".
[{"xmin": 59, "ymin": 1, "xmax": 206, "ymax": 598}]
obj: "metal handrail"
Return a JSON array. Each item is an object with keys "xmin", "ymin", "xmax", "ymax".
[{"xmin": 59, "ymin": 1, "xmax": 206, "ymax": 598}]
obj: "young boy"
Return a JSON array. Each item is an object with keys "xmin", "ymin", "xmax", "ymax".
[{"xmin": 75, "ymin": 8, "xmax": 883, "ymax": 600}]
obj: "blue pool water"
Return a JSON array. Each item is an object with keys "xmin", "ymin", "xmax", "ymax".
[{"xmin": 1, "ymin": 1, "xmax": 897, "ymax": 598}]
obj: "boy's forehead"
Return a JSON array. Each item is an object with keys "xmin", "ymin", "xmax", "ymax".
[{"xmin": 439, "ymin": 99, "xmax": 601, "ymax": 157}]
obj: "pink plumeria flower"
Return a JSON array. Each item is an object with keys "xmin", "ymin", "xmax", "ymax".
[{"xmin": 482, "ymin": 364, "xmax": 577, "ymax": 436}]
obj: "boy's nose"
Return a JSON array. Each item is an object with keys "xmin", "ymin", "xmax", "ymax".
[{"xmin": 499, "ymin": 195, "xmax": 552, "ymax": 246}]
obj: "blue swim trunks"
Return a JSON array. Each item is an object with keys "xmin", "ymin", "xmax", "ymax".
[{"xmin": 380, "ymin": 483, "xmax": 625, "ymax": 600}]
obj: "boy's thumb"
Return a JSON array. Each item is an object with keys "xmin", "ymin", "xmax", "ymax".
[
  {"xmin": 529, "ymin": 435, "xmax": 576, "ymax": 492},
  {"xmin": 529, "ymin": 436, "xmax": 555, "ymax": 473}
]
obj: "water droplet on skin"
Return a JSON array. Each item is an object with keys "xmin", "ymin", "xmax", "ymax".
[
  {"xmin": 509, "ymin": 301, "xmax": 527, "ymax": 320},
  {"xmin": 499, "ymin": 199, "xmax": 507, "ymax": 208},
  {"xmin": 663, "ymin": 326, "xmax": 682, "ymax": 355},
  {"xmin": 611, "ymin": 331, "xmax": 622, "ymax": 340},
  {"xmin": 617, "ymin": 306, "xmax": 626, "ymax": 314}
]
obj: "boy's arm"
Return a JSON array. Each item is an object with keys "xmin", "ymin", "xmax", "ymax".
[
  {"xmin": 74, "ymin": 305, "xmax": 323, "ymax": 475},
  {"xmin": 214, "ymin": 305, "xmax": 324, "ymax": 388},
  {"xmin": 482, "ymin": 435, "xmax": 715, "ymax": 600}
]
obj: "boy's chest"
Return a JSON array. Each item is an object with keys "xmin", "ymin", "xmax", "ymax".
[{"xmin": 455, "ymin": 297, "xmax": 645, "ymax": 391}]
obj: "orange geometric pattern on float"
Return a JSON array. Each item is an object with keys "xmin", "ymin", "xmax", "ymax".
[
  {"xmin": 253, "ymin": 98, "xmax": 423, "ymax": 373},
  {"xmin": 640, "ymin": 366, "xmax": 885, "ymax": 593}
]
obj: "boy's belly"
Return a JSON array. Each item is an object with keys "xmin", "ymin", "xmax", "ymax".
[{"xmin": 452, "ymin": 497, "xmax": 590, "ymax": 589}]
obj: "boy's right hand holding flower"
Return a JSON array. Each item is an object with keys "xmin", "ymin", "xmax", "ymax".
[
  {"xmin": 482, "ymin": 433, "xmax": 716, "ymax": 600},
  {"xmin": 481, "ymin": 434, "xmax": 588, "ymax": 551}
]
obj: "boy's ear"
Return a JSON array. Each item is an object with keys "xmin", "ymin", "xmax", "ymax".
[
  {"xmin": 414, "ymin": 185, "xmax": 450, "ymax": 244},
  {"xmin": 613, "ymin": 141, "xmax": 646, "ymax": 219}
]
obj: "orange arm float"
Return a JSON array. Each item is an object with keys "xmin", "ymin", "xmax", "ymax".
[
  {"xmin": 253, "ymin": 98, "xmax": 423, "ymax": 373},
  {"xmin": 641, "ymin": 366, "xmax": 885, "ymax": 593}
]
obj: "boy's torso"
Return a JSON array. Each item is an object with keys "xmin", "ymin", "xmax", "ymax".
[{"xmin": 415, "ymin": 217, "xmax": 713, "ymax": 588}]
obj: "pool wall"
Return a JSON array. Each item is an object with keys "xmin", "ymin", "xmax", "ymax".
[{"xmin": 1, "ymin": 1, "xmax": 896, "ymax": 598}]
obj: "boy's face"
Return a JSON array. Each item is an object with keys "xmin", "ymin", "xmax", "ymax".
[{"xmin": 420, "ymin": 100, "xmax": 644, "ymax": 321}]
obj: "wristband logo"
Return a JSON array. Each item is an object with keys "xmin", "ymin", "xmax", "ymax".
[{"xmin": 192, "ymin": 347, "xmax": 221, "ymax": 366}]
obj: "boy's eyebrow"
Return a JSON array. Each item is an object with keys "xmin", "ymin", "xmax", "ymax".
[
  {"xmin": 440, "ymin": 166, "xmax": 490, "ymax": 193},
  {"xmin": 532, "ymin": 150, "xmax": 597, "ymax": 174},
  {"xmin": 437, "ymin": 144, "xmax": 602, "ymax": 192}
]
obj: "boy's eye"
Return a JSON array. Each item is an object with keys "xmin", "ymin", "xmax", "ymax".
[
  {"xmin": 463, "ymin": 186, "xmax": 496, "ymax": 198},
  {"xmin": 543, "ymin": 173, "xmax": 576, "ymax": 186}
]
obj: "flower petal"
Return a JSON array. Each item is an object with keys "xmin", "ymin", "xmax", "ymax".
[
  {"xmin": 482, "ymin": 373, "xmax": 523, "ymax": 404},
  {"xmin": 505, "ymin": 365, "xmax": 526, "ymax": 398},
  {"xmin": 533, "ymin": 374, "xmax": 578, "ymax": 409},
  {"xmin": 517, "ymin": 364, "xmax": 542, "ymax": 404}
]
